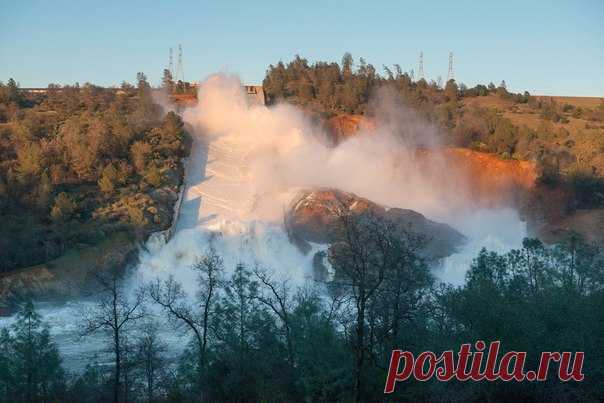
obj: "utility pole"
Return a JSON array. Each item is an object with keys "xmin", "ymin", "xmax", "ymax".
[
  {"xmin": 447, "ymin": 51, "xmax": 454, "ymax": 82},
  {"xmin": 176, "ymin": 44, "xmax": 184, "ymax": 82},
  {"xmin": 168, "ymin": 47, "xmax": 174, "ymax": 78}
]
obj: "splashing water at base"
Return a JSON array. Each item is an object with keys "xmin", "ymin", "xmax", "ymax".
[{"xmin": 436, "ymin": 208, "xmax": 528, "ymax": 286}]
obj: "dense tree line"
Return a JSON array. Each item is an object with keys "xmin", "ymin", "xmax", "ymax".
[
  {"xmin": 1, "ymin": 209, "xmax": 602, "ymax": 402},
  {"xmin": 0, "ymin": 77, "xmax": 188, "ymax": 271},
  {"xmin": 262, "ymin": 54, "xmax": 543, "ymax": 124},
  {"xmin": 263, "ymin": 54, "xmax": 604, "ymax": 206}
]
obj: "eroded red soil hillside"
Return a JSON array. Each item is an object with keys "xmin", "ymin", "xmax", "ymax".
[{"xmin": 433, "ymin": 148, "xmax": 537, "ymax": 207}]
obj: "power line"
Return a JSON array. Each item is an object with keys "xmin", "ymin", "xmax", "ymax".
[
  {"xmin": 176, "ymin": 44, "xmax": 185, "ymax": 82},
  {"xmin": 418, "ymin": 52, "xmax": 425, "ymax": 81},
  {"xmin": 168, "ymin": 47, "xmax": 174, "ymax": 78},
  {"xmin": 447, "ymin": 51, "xmax": 454, "ymax": 82}
]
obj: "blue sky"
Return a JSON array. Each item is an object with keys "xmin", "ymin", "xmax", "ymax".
[{"xmin": 1, "ymin": 0, "xmax": 603, "ymax": 96}]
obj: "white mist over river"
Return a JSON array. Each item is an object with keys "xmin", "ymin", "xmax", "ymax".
[{"xmin": 0, "ymin": 74, "xmax": 527, "ymax": 370}]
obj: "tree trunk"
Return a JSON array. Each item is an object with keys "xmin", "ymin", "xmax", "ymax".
[
  {"xmin": 114, "ymin": 330, "xmax": 121, "ymax": 403},
  {"xmin": 354, "ymin": 295, "xmax": 366, "ymax": 403},
  {"xmin": 147, "ymin": 363, "xmax": 153, "ymax": 403}
]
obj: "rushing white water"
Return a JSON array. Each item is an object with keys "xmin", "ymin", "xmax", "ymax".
[
  {"xmin": 0, "ymin": 74, "xmax": 528, "ymax": 370},
  {"xmin": 437, "ymin": 208, "xmax": 527, "ymax": 285}
]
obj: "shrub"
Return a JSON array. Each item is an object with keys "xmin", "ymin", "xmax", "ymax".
[
  {"xmin": 127, "ymin": 204, "xmax": 146, "ymax": 226},
  {"xmin": 144, "ymin": 164, "xmax": 163, "ymax": 188},
  {"xmin": 98, "ymin": 163, "xmax": 118, "ymax": 194},
  {"xmin": 50, "ymin": 192, "xmax": 76, "ymax": 222}
]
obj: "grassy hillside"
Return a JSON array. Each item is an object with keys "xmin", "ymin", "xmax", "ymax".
[
  {"xmin": 462, "ymin": 95, "xmax": 604, "ymax": 150},
  {"xmin": 462, "ymin": 93, "xmax": 604, "ymax": 176},
  {"xmin": 539, "ymin": 96, "xmax": 604, "ymax": 109}
]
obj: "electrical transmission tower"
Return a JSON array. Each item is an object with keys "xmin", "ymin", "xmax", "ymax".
[
  {"xmin": 418, "ymin": 52, "xmax": 425, "ymax": 81},
  {"xmin": 176, "ymin": 44, "xmax": 185, "ymax": 82},
  {"xmin": 447, "ymin": 51, "xmax": 454, "ymax": 82},
  {"xmin": 168, "ymin": 47, "xmax": 174, "ymax": 78}
]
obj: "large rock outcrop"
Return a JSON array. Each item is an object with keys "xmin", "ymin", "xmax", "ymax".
[{"xmin": 285, "ymin": 189, "xmax": 465, "ymax": 261}]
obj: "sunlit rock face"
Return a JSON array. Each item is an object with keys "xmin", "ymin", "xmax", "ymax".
[{"xmin": 285, "ymin": 188, "xmax": 466, "ymax": 261}]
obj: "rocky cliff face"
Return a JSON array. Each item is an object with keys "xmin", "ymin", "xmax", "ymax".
[{"xmin": 285, "ymin": 189, "xmax": 466, "ymax": 261}]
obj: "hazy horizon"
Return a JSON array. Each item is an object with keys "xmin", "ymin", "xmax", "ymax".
[{"xmin": 1, "ymin": 0, "xmax": 603, "ymax": 96}]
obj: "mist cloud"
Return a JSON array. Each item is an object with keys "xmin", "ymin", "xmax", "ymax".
[
  {"xmin": 181, "ymin": 74, "xmax": 473, "ymax": 222},
  {"xmin": 139, "ymin": 73, "xmax": 526, "ymax": 288}
]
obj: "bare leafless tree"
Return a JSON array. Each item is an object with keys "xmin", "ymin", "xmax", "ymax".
[
  {"xmin": 253, "ymin": 267, "xmax": 296, "ymax": 369},
  {"xmin": 328, "ymin": 208, "xmax": 388, "ymax": 402},
  {"xmin": 148, "ymin": 247, "xmax": 223, "ymax": 398},
  {"xmin": 327, "ymin": 194, "xmax": 430, "ymax": 403},
  {"xmin": 134, "ymin": 321, "xmax": 166, "ymax": 403},
  {"xmin": 82, "ymin": 267, "xmax": 146, "ymax": 403}
]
